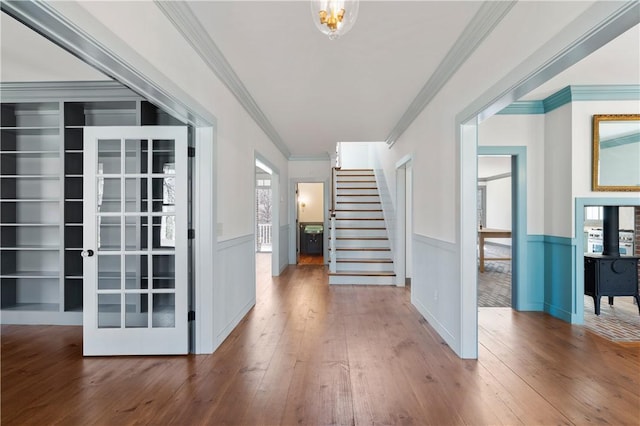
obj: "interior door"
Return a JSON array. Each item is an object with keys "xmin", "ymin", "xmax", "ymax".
[{"xmin": 82, "ymin": 126, "xmax": 188, "ymax": 355}]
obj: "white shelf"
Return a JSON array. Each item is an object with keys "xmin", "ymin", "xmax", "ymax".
[
  {"xmin": 1, "ymin": 223, "xmax": 60, "ymax": 227},
  {"xmin": 1, "ymin": 150, "xmax": 60, "ymax": 155},
  {"xmin": 1, "ymin": 303, "xmax": 60, "ymax": 312},
  {"xmin": 0, "ymin": 246, "xmax": 60, "ymax": 251},
  {"xmin": 1, "ymin": 271, "xmax": 60, "ymax": 278},
  {"xmin": 0, "ymin": 174, "xmax": 60, "ymax": 179}
]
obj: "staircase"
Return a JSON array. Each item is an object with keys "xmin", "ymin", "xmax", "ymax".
[{"xmin": 329, "ymin": 169, "xmax": 396, "ymax": 285}]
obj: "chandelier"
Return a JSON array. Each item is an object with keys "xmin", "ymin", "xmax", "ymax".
[{"xmin": 311, "ymin": 0, "xmax": 359, "ymax": 40}]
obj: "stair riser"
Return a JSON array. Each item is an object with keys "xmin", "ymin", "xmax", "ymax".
[
  {"xmin": 335, "ymin": 202, "xmax": 382, "ymax": 210},
  {"xmin": 336, "ymin": 181, "xmax": 377, "ymax": 188},
  {"xmin": 337, "ymin": 262, "xmax": 394, "ymax": 272},
  {"xmin": 334, "ymin": 219, "xmax": 385, "ymax": 228},
  {"xmin": 334, "ymin": 211, "xmax": 383, "ymax": 219},
  {"xmin": 334, "ymin": 228, "xmax": 388, "ymax": 238},
  {"xmin": 333, "ymin": 239, "xmax": 389, "ymax": 248},
  {"xmin": 336, "ymin": 188, "xmax": 379, "ymax": 196},
  {"xmin": 336, "ymin": 170, "xmax": 374, "ymax": 176},
  {"xmin": 329, "ymin": 275, "xmax": 397, "ymax": 285},
  {"xmin": 335, "ymin": 195, "xmax": 380, "ymax": 203},
  {"xmin": 335, "ymin": 250, "xmax": 391, "ymax": 259}
]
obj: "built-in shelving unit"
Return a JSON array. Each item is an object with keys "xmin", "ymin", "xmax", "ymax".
[{"xmin": 1, "ymin": 84, "xmax": 186, "ymax": 325}]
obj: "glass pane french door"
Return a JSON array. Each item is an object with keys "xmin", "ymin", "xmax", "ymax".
[{"xmin": 83, "ymin": 127, "xmax": 188, "ymax": 355}]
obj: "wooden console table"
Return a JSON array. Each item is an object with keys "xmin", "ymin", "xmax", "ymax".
[{"xmin": 478, "ymin": 228, "xmax": 512, "ymax": 272}]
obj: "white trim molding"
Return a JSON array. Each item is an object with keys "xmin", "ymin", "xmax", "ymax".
[
  {"xmin": 155, "ymin": 1, "xmax": 291, "ymax": 159},
  {"xmin": 386, "ymin": 1, "xmax": 517, "ymax": 146},
  {"xmin": 0, "ymin": 0, "xmax": 214, "ymax": 127}
]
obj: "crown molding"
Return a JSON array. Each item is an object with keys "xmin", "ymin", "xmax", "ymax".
[
  {"xmin": 460, "ymin": 1, "xmax": 640, "ymax": 125},
  {"xmin": 155, "ymin": 1, "xmax": 291, "ymax": 159},
  {"xmin": 386, "ymin": 1, "xmax": 517, "ymax": 146},
  {"xmin": 497, "ymin": 101, "xmax": 545, "ymax": 115},
  {"xmin": 0, "ymin": 80, "xmax": 141, "ymax": 102},
  {"xmin": 0, "ymin": 0, "xmax": 214, "ymax": 127},
  {"xmin": 497, "ymin": 84, "xmax": 640, "ymax": 115}
]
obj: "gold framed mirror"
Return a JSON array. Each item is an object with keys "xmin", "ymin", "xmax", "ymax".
[{"xmin": 592, "ymin": 114, "xmax": 640, "ymax": 191}]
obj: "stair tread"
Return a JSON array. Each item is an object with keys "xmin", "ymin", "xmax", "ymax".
[
  {"xmin": 337, "ymin": 258, "xmax": 393, "ymax": 263},
  {"xmin": 334, "ymin": 209, "xmax": 383, "ymax": 212},
  {"xmin": 329, "ymin": 271, "xmax": 396, "ymax": 276},
  {"xmin": 333, "ymin": 227, "xmax": 386, "ymax": 230},
  {"xmin": 335, "ymin": 218, "xmax": 384, "ymax": 220},
  {"xmin": 335, "ymin": 237, "xmax": 388, "ymax": 240},
  {"xmin": 336, "ymin": 247, "xmax": 390, "ymax": 251}
]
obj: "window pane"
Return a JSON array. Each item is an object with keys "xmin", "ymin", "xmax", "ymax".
[
  {"xmin": 152, "ymin": 140, "xmax": 175, "ymax": 174},
  {"xmin": 98, "ymin": 216, "xmax": 120, "ymax": 251},
  {"xmin": 152, "ymin": 293, "xmax": 174, "ymax": 328},
  {"xmin": 125, "ymin": 293, "xmax": 148, "ymax": 328},
  {"xmin": 98, "ymin": 255, "xmax": 120, "ymax": 290},
  {"xmin": 98, "ymin": 178, "xmax": 120, "ymax": 212},
  {"xmin": 125, "ymin": 139, "xmax": 147, "ymax": 174},
  {"xmin": 98, "ymin": 139, "xmax": 121, "ymax": 174},
  {"xmin": 152, "ymin": 255, "xmax": 175, "ymax": 289},
  {"xmin": 98, "ymin": 293, "xmax": 120, "ymax": 328}
]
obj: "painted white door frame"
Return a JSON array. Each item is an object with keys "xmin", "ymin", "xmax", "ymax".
[
  {"xmin": 395, "ymin": 155, "xmax": 413, "ymax": 287},
  {"xmin": 3, "ymin": 1, "xmax": 219, "ymax": 354},
  {"xmin": 456, "ymin": 2, "xmax": 639, "ymax": 359},
  {"xmin": 289, "ymin": 178, "xmax": 330, "ymax": 265},
  {"xmin": 255, "ymin": 153, "xmax": 281, "ymax": 277}
]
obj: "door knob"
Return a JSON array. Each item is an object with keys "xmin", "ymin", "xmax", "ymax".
[{"xmin": 81, "ymin": 249, "xmax": 94, "ymax": 258}]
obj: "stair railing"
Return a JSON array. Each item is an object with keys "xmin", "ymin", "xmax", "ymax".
[{"xmin": 329, "ymin": 167, "xmax": 337, "ymax": 273}]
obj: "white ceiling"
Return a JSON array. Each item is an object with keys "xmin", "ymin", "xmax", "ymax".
[{"xmin": 1, "ymin": 3, "xmax": 638, "ymax": 158}]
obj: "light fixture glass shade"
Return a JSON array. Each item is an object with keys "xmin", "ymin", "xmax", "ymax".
[{"xmin": 310, "ymin": 0, "xmax": 359, "ymax": 40}]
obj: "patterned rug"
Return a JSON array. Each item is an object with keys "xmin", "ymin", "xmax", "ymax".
[{"xmin": 478, "ymin": 244, "xmax": 511, "ymax": 307}]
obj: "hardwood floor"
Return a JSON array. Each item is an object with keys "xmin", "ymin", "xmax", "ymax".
[{"xmin": 2, "ymin": 261, "xmax": 639, "ymax": 425}]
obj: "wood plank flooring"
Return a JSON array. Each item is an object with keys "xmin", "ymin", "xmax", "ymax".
[{"xmin": 2, "ymin": 255, "xmax": 639, "ymax": 425}]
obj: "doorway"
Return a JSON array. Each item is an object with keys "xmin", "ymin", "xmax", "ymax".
[
  {"xmin": 477, "ymin": 155, "xmax": 513, "ymax": 307},
  {"xmin": 296, "ymin": 182, "xmax": 325, "ymax": 265},
  {"xmin": 255, "ymin": 159, "xmax": 274, "ymax": 276},
  {"xmin": 578, "ymin": 202, "xmax": 640, "ymax": 343},
  {"xmin": 395, "ymin": 157, "xmax": 413, "ymax": 287}
]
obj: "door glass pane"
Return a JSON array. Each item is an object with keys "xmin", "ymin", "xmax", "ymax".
[
  {"xmin": 125, "ymin": 216, "xmax": 147, "ymax": 250},
  {"xmin": 98, "ymin": 139, "xmax": 121, "ymax": 174},
  {"xmin": 98, "ymin": 178, "xmax": 121, "ymax": 212},
  {"xmin": 98, "ymin": 216, "xmax": 121, "ymax": 251},
  {"xmin": 98, "ymin": 294, "xmax": 121, "ymax": 328},
  {"xmin": 125, "ymin": 178, "xmax": 147, "ymax": 212},
  {"xmin": 152, "ymin": 216, "xmax": 175, "ymax": 248},
  {"xmin": 125, "ymin": 139, "xmax": 147, "ymax": 174},
  {"xmin": 153, "ymin": 293, "xmax": 175, "ymax": 328},
  {"xmin": 152, "ymin": 255, "xmax": 175, "ymax": 289},
  {"xmin": 98, "ymin": 255, "xmax": 120, "ymax": 290},
  {"xmin": 152, "ymin": 177, "xmax": 175, "ymax": 212},
  {"xmin": 125, "ymin": 293, "xmax": 148, "ymax": 328},
  {"xmin": 125, "ymin": 254, "xmax": 148, "ymax": 289},
  {"xmin": 152, "ymin": 140, "xmax": 175, "ymax": 174}
]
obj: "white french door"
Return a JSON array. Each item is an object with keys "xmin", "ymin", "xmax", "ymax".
[{"xmin": 82, "ymin": 126, "xmax": 188, "ymax": 355}]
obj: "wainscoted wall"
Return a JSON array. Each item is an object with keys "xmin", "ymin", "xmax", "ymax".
[
  {"xmin": 541, "ymin": 235, "xmax": 575, "ymax": 322},
  {"xmin": 214, "ymin": 234, "xmax": 256, "ymax": 350},
  {"xmin": 412, "ymin": 234, "xmax": 460, "ymax": 353},
  {"xmin": 524, "ymin": 236, "xmax": 546, "ymax": 311},
  {"xmin": 279, "ymin": 225, "xmax": 290, "ymax": 272}
]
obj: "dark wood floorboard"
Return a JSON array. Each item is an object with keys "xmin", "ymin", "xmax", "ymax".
[{"xmin": 2, "ymin": 257, "xmax": 639, "ymax": 425}]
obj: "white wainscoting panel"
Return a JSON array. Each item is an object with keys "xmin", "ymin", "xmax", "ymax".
[
  {"xmin": 279, "ymin": 225, "xmax": 289, "ymax": 274},
  {"xmin": 213, "ymin": 234, "xmax": 256, "ymax": 350},
  {"xmin": 412, "ymin": 234, "xmax": 461, "ymax": 354}
]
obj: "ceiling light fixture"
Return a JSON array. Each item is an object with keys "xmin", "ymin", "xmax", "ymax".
[{"xmin": 311, "ymin": 0, "xmax": 359, "ymax": 40}]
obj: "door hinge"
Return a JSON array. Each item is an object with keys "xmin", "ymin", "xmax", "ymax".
[
  {"xmin": 188, "ymin": 310, "xmax": 196, "ymax": 321},
  {"xmin": 188, "ymin": 147, "xmax": 196, "ymax": 157},
  {"xmin": 188, "ymin": 229, "xmax": 195, "ymax": 239}
]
